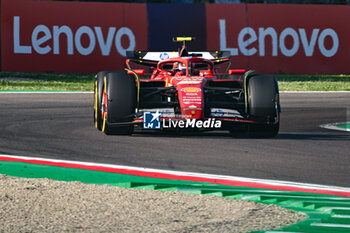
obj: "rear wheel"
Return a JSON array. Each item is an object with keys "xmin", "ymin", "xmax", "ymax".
[
  {"xmin": 101, "ymin": 71, "xmax": 136, "ymax": 135},
  {"xmin": 247, "ymin": 74, "xmax": 280, "ymax": 138}
]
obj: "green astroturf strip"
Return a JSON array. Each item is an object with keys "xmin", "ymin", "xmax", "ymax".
[
  {"xmin": 2, "ymin": 160, "xmax": 350, "ymax": 232},
  {"xmin": 336, "ymin": 123, "xmax": 350, "ymax": 129}
]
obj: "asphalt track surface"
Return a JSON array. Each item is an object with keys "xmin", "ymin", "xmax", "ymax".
[{"xmin": 0, "ymin": 92, "xmax": 349, "ymax": 187}]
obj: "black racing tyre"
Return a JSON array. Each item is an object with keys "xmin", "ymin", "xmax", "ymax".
[
  {"xmin": 94, "ymin": 71, "xmax": 110, "ymax": 131},
  {"xmin": 102, "ymin": 71, "xmax": 136, "ymax": 135},
  {"xmin": 247, "ymin": 74, "xmax": 280, "ymax": 138}
]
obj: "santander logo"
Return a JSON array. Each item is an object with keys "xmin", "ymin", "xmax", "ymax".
[
  {"xmin": 13, "ymin": 16, "xmax": 136, "ymax": 57},
  {"xmin": 219, "ymin": 19, "xmax": 339, "ymax": 58}
]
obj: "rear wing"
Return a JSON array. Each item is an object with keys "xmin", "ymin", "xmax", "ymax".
[{"xmin": 126, "ymin": 51, "xmax": 231, "ymax": 64}]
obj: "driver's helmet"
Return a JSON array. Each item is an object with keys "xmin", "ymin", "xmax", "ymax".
[{"xmin": 174, "ymin": 62, "xmax": 186, "ymax": 74}]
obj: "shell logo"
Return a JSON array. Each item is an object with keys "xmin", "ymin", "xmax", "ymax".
[{"xmin": 181, "ymin": 87, "xmax": 201, "ymax": 93}]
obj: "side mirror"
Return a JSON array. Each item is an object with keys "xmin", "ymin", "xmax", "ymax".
[
  {"xmin": 228, "ymin": 69, "xmax": 246, "ymax": 75},
  {"xmin": 127, "ymin": 69, "xmax": 145, "ymax": 75}
]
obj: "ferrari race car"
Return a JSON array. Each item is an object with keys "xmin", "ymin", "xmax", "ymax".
[{"xmin": 94, "ymin": 37, "xmax": 280, "ymax": 137}]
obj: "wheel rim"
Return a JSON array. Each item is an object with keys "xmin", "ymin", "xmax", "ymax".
[{"xmin": 101, "ymin": 77, "xmax": 108, "ymax": 132}]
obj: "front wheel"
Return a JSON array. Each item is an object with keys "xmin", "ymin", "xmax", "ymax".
[
  {"xmin": 247, "ymin": 74, "xmax": 280, "ymax": 138},
  {"xmin": 94, "ymin": 71, "xmax": 111, "ymax": 131},
  {"xmin": 100, "ymin": 71, "xmax": 136, "ymax": 135}
]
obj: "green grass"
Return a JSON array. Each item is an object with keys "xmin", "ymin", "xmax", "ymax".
[
  {"xmin": 0, "ymin": 72, "xmax": 94, "ymax": 91},
  {"xmin": 277, "ymin": 74, "xmax": 350, "ymax": 91},
  {"xmin": 0, "ymin": 81, "xmax": 93, "ymax": 91},
  {"xmin": 0, "ymin": 72, "xmax": 349, "ymax": 91}
]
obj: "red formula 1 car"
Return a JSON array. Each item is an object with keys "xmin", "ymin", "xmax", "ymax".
[{"xmin": 94, "ymin": 37, "xmax": 280, "ymax": 137}]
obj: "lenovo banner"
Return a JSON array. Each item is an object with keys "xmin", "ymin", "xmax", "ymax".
[
  {"xmin": 1, "ymin": 0, "xmax": 350, "ymax": 74},
  {"xmin": 1, "ymin": 0, "xmax": 148, "ymax": 73},
  {"xmin": 206, "ymin": 4, "xmax": 350, "ymax": 74}
]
